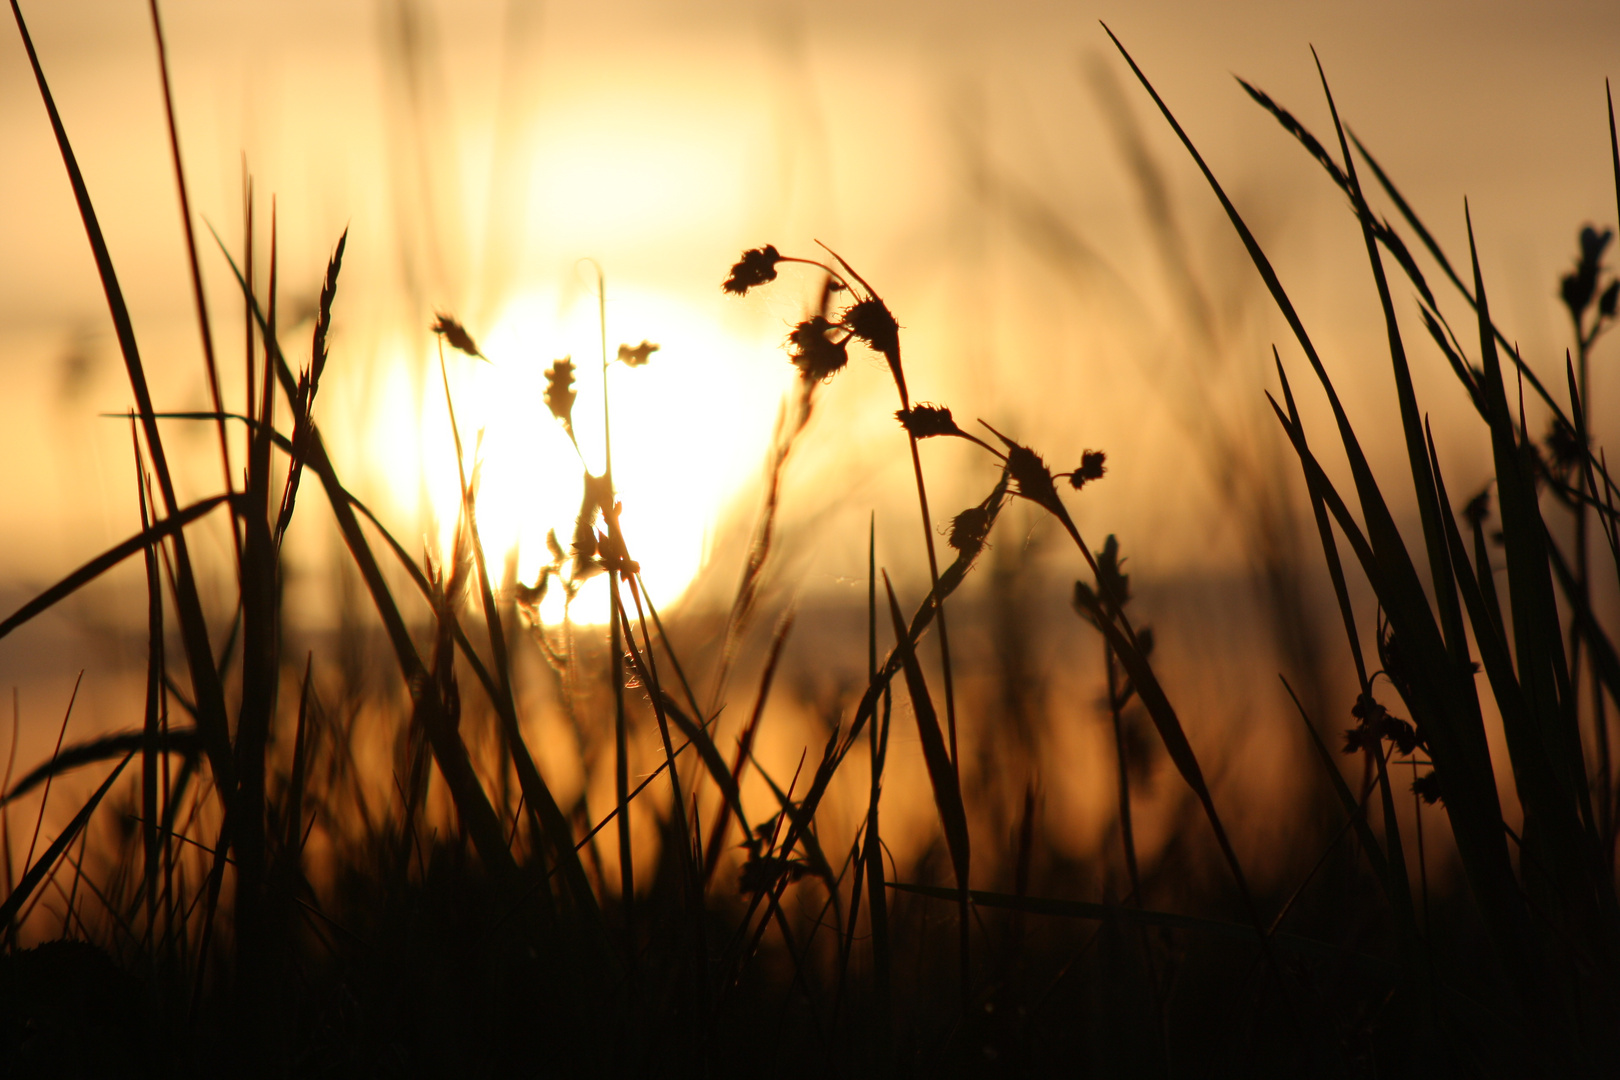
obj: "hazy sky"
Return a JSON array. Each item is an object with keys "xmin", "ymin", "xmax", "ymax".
[{"xmin": 1, "ymin": 0, "xmax": 1617, "ymax": 591}]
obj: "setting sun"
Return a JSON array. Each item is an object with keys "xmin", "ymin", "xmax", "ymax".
[{"xmin": 394, "ymin": 279, "xmax": 786, "ymax": 624}]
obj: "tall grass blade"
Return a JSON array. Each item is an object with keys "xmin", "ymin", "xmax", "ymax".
[
  {"xmin": 0, "ymin": 496, "xmax": 232, "ymax": 643},
  {"xmin": 1349, "ymin": 132, "xmax": 1565, "ymax": 420},
  {"xmin": 442, "ymin": 364, "xmax": 576, "ymax": 938},
  {"xmin": 0, "ymin": 752, "xmax": 135, "ymax": 928},
  {"xmin": 1072, "ymin": 580, "xmax": 1271, "ymax": 949},
  {"xmin": 1106, "ymin": 30, "xmax": 1540, "ymax": 998},
  {"xmin": 9, "ymin": 0, "xmax": 234, "ymax": 797},
  {"xmin": 0, "ymin": 730, "xmax": 199, "ymax": 808},
  {"xmin": 1279, "ymin": 678, "xmax": 1394, "ymax": 892},
  {"xmin": 146, "ymin": 0, "xmax": 232, "ymax": 512},
  {"xmin": 882, "ymin": 572, "xmax": 970, "ymax": 1008},
  {"xmin": 1466, "ymin": 215, "xmax": 1594, "ymax": 859},
  {"xmin": 1315, "ymin": 56, "xmax": 1473, "ymax": 680},
  {"xmin": 703, "ymin": 613, "xmax": 792, "ymax": 886},
  {"xmin": 207, "ymin": 232, "xmax": 515, "ymax": 879},
  {"xmin": 136, "ymin": 435, "xmax": 163, "ymax": 935}
]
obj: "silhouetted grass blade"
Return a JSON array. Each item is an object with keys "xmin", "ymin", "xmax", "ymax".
[
  {"xmin": 0, "ymin": 752, "xmax": 134, "ymax": 928},
  {"xmin": 0, "ymin": 496, "xmax": 232, "ymax": 643},
  {"xmin": 0, "ymin": 728, "xmax": 199, "ymax": 807},
  {"xmin": 8, "ymin": 0, "xmax": 234, "ymax": 799}
]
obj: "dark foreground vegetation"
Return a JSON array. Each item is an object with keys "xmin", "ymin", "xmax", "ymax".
[{"xmin": 3, "ymin": 4, "xmax": 1620, "ymax": 1076}]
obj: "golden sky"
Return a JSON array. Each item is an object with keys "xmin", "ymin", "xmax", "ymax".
[{"xmin": 1, "ymin": 0, "xmax": 1617, "ymax": 603}]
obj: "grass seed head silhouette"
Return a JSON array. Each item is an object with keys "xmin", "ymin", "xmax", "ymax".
[
  {"xmin": 1069, "ymin": 449, "xmax": 1108, "ymax": 490},
  {"xmin": 841, "ymin": 296, "xmax": 899, "ymax": 366},
  {"xmin": 617, "ymin": 339, "xmax": 660, "ymax": 366},
  {"xmin": 544, "ymin": 356, "xmax": 578, "ymax": 439},
  {"xmin": 722, "ymin": 244, "xmax": 781, "ymax": 295},
  {"xmin": 787, "ymin": 315, "xmax": 849, "ymax": 381},
  {"xmin": 896, "ymin": 403, "xmax": 963, "ymax": 439},
  {"xmin": 430, "ymin": 312, "xmax": 485, "ymax": 360},
  {"xmin": 1562, "ymin": 225, "xmax": 1613, "ymax": 321}
]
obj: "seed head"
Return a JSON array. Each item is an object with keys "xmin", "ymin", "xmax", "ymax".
[
  {"xmin": 544, "ymin": 357, "xmax": 577, "ymax": 435},
  {"xmin": 980, "ymin": 422, "xmax": 1061, "ymax": 512},
  {"xmin": 618, "ymin": 340, "xmax": 660, "ymax": 367},
  {"xmin": 1543, "ymin": 417, "xmax": 1584, "ymax": 484},
  {"xmin": 431, "ymin": 313, "xmax": 484, "ymax": 359},
  {"xmin": 1005, "ymin": 443, "xmax": 1059, "ymax": 510},
  {"xmin": 1561, "ymin": 226, "xmax": 1613, "ymax": 321},
  {"xmin": 1346, "ymin": 693, "xmax": 1420, "ymax": 756},
  {"xmin": 841, "ymin": 297, "xmax": 899, "ymax": 364},
  {"xmin": 787, "ymin": 316, "xmax": 849, "ymax": 381},
  {"xmin": 898, "ymin": 404, "xmax": 963, "ymax": 440},
  {"xmin": 724, "ymin": 245, "xmax": 782, "ymax": 295},
  {"xmin": 1068, "ymin": 450, "xmax": 1107, "ymax": 490},
  {"xmin": 1411, "ymin": 770, "xmax": 1443, "ymax": 805},
  {"xmin": 948, "ymin": 505, "xmax": 993, "ymax": 558}
]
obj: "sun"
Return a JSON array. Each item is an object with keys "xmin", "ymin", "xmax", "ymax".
[{"xmin": 405, "ymin": 281, "xmax": 785, "ymax": 625}]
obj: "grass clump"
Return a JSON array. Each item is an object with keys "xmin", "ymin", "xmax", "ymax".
[{"xmin": 2, "ymin": 5, "xmax": 1619, "ymax": 1076}]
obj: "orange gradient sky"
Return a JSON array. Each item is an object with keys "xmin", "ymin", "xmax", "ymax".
[{"xmin": 0, "ymin": 0, "xmax": 1617, "ymax": 612}]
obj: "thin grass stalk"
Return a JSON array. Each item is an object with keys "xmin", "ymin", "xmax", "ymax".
[
  {"xmin": 1349, "ymin": 132, "xmax": 1575, "ymax": 426},
  {"xmin": 243, "ymin": 175, "xmax": 254, "ymax": 450},
  {"xmin": 617, "ymin": 581, "xmax": 694, "ymax": 883},
  {"xmin": 620, "ymin": 576, "xmax": 709, "ymax": 1051},
  {"xmin": 0, "ymin": 752, "xmax": 135, "ymax": 930},
  {"xmin": 821, "ymin": 245, "xmax": 964, "ymax": 772},
  {"xmin": 597, "ymin": 312, "xmax": 636, "ymax": 966},
  {"xmin": 724, "ymin": 474, "xmax": 1010, "ymax": 987},
  {"xmin": 1104, "ymin": 645, "xmax": 1142, "ymax": 904},
  {"xmin": 136, "ymin": 422, "xmax": 162, "ymax": 942},
  {"xmin": 702, "ymin": 613, "xmax": 791, "ymax": 887},
  {"xmin": 858, "ymin": 516, "xmax": 892, "ymax": 1062},
  {"xmin": 714, "ymin": 381, "xmax": 812, "ymax": 706},
  {"xmin": 632, "ymin": 573, "xmax": 702, "ymax": 722},
  {"xmin": 59, "ymin": 827, "xmax": 90, "ymax": 942},
  {"xmin": 1601, "ymin": 79, "xmax": 1619, "ymax": 864},
  {"xmin": 1274, "ymin": 357, "xmax": 1421, "ymax": 940},
  {"xmin": 883, "ymin": 573, "xmax": 970, "ymax": 1014},
  {"xmin": 1102, "ymin": 634, "xmax": 1169, "ymax": 1056},
  {"xmin": 1281, "ymin": 679, "xmax": 1396, "ymax": 892},
  {"xmin": 2, "ymin": 699, "xmax": 16, "ymax": 909},
  {"xmin": 159, "ymin": 635, "xmax": 174, "ymax": 954},
  {"xmin": 284, "ymin": 654, "xmax": 313, "ymax": 860},
  {"xmin": 12, "ymin": 674, "xmax": 81, "ymax": 935},
  {"xmin": 439, "ymin": 358, "xmax": 566, "ymax": 939},
  {"xmin": 0, "ymin": 496, "xmax": 232, "ymax": 645},
  {"xmin": 234, "ymin": 198, "xmax": 281, "ymax": 1009}
]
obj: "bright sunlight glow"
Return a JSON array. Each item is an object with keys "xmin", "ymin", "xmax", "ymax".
[{"xmin": 400, "ymin": 281, "xmax": 783, "ymax": 625}]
